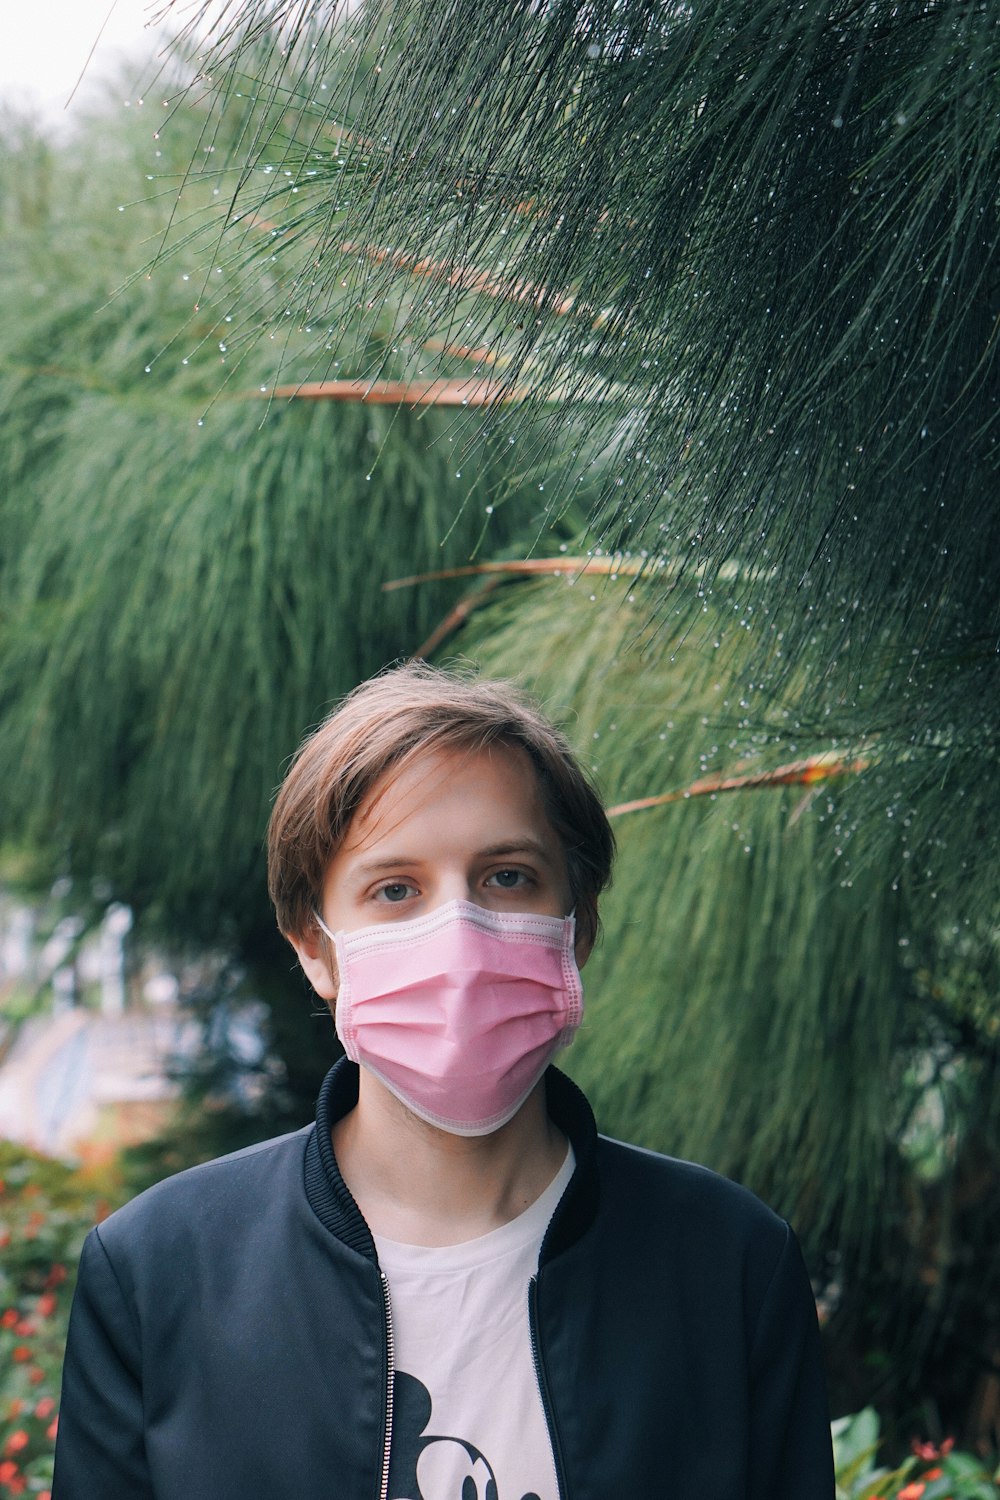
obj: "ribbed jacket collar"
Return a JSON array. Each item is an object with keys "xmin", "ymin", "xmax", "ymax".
[{"xmin": 303, "ymin": 1057, "xmax": 600, "ymax": 1266}]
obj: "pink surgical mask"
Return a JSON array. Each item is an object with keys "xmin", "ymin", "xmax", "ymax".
[{"xmin": 314, "ymin": 898, "xmax": 583, "ymax": 1136}]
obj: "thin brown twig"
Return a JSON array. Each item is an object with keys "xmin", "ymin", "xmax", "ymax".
[
  {"xmin": 343, "ymin": 241, "xmax": 577, "ymax": 317},
  {"xmin": 606, "ymin": 755, "xmax": 870, "ymax": 818},
  {"xmin": 383, "ymin": 557, "xmax": 645, "ymax": 591},
  {"xmin": 265, "ymin": 377, "xmax": 530, "ymax": 405},
  {"xmin": 407, "ymin": 579, "xmax": 507, "ymax": 661}
]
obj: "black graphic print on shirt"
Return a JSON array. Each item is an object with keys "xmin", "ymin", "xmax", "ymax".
[{"xmin": 387, "ymin": 1371, "xmax": 542, "ymax": 1500}]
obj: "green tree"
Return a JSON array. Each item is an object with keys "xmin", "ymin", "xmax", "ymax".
[
  {"xmin": 453, "ymin": 571, "xmax": 1000, "ymax": 1443},
  {"xmin": 0, "ymin": 94, "xmax": 556, "ymax": 1117},
  {"xmin": 4, "ymin": 1, "xmax": 999, "ymax": 1444},
  {"xmin": 154, "ymin": 0, "xmax": 999, "ymax": 900},
  {"xmin": 145, "ymin": 0, "xmax": 1000, "ymax": 1439}
]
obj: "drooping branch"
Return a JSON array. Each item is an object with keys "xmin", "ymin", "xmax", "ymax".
[
  {"xmin": 383, "ymin": 556, "xmax": 645, "ymax": 590},
  {"xmin": 265, "ymin": 376, "xmax": 528, "ymax": 405},
  {"xmin": 605, "ymin": 753, "xmax": 871, "ymax": 818}
]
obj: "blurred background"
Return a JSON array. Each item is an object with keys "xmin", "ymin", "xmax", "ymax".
[{"xmin": 1, "ymin": 3, "xmax": 998, "ymax": 1495}]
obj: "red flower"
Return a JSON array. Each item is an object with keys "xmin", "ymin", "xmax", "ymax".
[
  {"xmin": 12, "ymin": 1321, "xmax": 35, "ymax": 1339},
  {"xmin": 898, "ymin": 1484, "xmax": 925, "ymax": 1500},
  {"xmin": 0, "ymin": 1310, "xmax": 17, "ymax": 1330},
  {"xmin": 43, "ymin": 1266, "xmax": 67, "ymax": 1289},
  {"xmin": 11, "ymin": 1347, "xmax": 31, "ymax": 1364},
  {"xmin": 912, "ymin": 1436, "xmax": 955, "ymax": 1462},
  {"xmin": 46, "ymin": 1417, "xmax": 58, "ymax": 1441},
  {"xmin": 28, "ymin": 1368, "xmax": 45, "ymax": 1386},
  {"xmin": 34, "ymin": 1397, "xmax": 55, "ymax": 1419},
  {"xmin": 36, "ymin": 1293, "xmax": 57, "ymax": 1320},
  {"xmin": 2, "ymin": 1434, "xmax": 27, "ymax": 1457},
  {"xmin": 5, "ymin": 1402, "xmax": 23, "ymax": 1421}
]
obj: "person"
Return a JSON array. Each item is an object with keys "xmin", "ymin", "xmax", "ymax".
[{"xmin": 53, "ymin": 663, "xmax": 834, "ymax": 1499}]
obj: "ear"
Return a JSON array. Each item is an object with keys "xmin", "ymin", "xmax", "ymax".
[
  {"xmin": 286, "ymin": 922, "xmax": 338, "ymax": 1002},
  {"xmin": 569, "ymin": 888, "xmax": 593, "ymax": 972},
  {"xmin": 573, "ymin": 901, "xmax": 596, "ymax": 970}
]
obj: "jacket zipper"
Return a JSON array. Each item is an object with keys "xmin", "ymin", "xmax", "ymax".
[
  {"xmin": 528, "ymin": 1275, "xmax": 567, "ymax": 1500},
  {"xmin": 379, "ymin": 1271, "xmax": 395, "ymax": 1500}
]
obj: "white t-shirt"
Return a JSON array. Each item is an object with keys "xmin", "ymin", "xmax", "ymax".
[{"xmin": 373, "ymin": 1147, "xmax": 575, "ymax": 1500}]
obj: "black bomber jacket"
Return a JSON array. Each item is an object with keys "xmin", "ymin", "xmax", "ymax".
[{"xmin": 53, "ymin": 1060, "xmax": 834, "ymax": 1499}]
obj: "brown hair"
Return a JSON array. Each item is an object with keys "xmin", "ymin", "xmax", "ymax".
[{"xmin": 267, "ymin": 662, "xmax": 614, "ymax": 950}]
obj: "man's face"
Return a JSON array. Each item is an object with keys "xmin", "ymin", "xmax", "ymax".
[{"xmin": 291, "ymin": 742, "xmax": 581, "ymax": 1001}]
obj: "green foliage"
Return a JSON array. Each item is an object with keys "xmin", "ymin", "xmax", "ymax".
[
  {"xmin": 164, "ymin": 2, "xmax": 1000, "ymax": 605},
  {"xmin": 160, "ymin": 0, "xmax": 1000, "ymax": 928},
  {"xmin": 834, "ymin": 1409, "xmax": 999, "ymax": 1499},
  {"xmin": 0, "ymin": 101, "xmax": 553, "ymax": 1104},
  {"xmin": 144, "ymin": 0, "xmax": 997, "ymax": 1425},
  {"xmin": 456, "ymin": 572, "xmax": 1000, "ymax": 1437},
  {"xmin": 0, "ymin": 102, "xmax": 545, "ymax": 929},
  {"xmin": 1, "ymin": 5, "xmax": 998, "ymax": 1450},
  {"xmin": 0, "ymin": 1144, "xmax": 123, "ymax": 1497},
  {"xmin": 1, "ymin": 386, "xmax": 534, "ymax": 941}
]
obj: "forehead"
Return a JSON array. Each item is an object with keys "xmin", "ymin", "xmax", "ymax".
[{"xmin": 342, "ymin": 740, "xmax": 554, "ymax": 853}]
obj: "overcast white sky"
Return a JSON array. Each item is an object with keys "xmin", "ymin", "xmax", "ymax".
[{"xmin": 1, "ymin": 0, "xmax": 188, "ymax": 128}]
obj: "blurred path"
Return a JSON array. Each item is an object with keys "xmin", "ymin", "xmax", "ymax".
[{"xmin": 0, "ymin": 1008, "xmax": 186, "ymax": 1157}]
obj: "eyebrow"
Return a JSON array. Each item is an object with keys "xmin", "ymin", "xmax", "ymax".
[
  {"xmin": 477, "ymin": 839, "xmax": 556, "ymax": 865},
  {"xmin": 348, "ymin": 839, "xmax": 557, "ymax": 878}
]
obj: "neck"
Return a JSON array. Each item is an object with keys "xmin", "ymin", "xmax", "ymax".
[{"xmin": 331, "ymin": 1071, "xmax": 567, "ymax": 1247}]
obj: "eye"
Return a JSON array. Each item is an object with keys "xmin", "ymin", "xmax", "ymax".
[
  {"xmin": 374, "ymin": 881, "xmax": 417, "ymax": 903},
  {"xmin": 486, "ymin": 869, "xmax": 529, "ymax": 890}
]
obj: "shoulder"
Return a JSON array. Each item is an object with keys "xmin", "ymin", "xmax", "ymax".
[
  {"xmin": 588, "ymin": 1135, "xmax": 820, "ymax": 1348},
  {"xmin": 595, "ymin": 1132, "xmax": 791, "ymax": 1263},
  {"xmin": 548, "ymin": 1066, "xmax": 792, "ymax": 1273},
  {"xmin": 95, "ymin": 1124, "xmax": 313, "ymax": 1260}
]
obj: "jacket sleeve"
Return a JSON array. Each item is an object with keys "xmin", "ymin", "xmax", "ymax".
[
  {"xmin": 52, "ymin": 1226, "xmax": 154, "ymax": 1500},
  {"xmin": 748, "ymin": 1221, "xmax": 835, "ymax": 1500}
]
